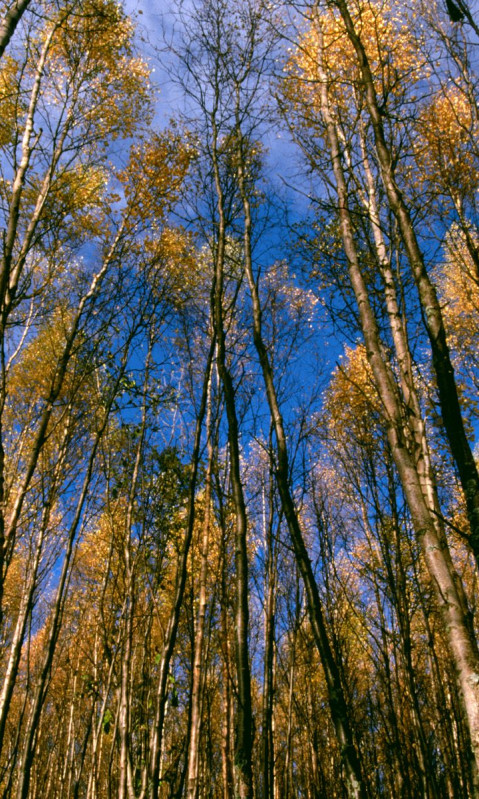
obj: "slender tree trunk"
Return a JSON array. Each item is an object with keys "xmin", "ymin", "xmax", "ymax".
[
  {"xmin": 119, "ymin": 341, "xmax": 152, "ymax": 799},
  {"xmin": 234, "ymin": 109, "xmax": 368, "ymax": 799},
  {"xmin": 219, "ymin": 508, "xmax": 235, "ymax": 799},
  {"xmin": 283, "ymin": 573, "xmax": 300, "ymax": 799},
  {"xmin": 146, "ymin": 338, "xmax": 215, "ymax": 799},
  {"xmin": 332, "ymin": 0, "xmax": 479, "ymax": 565},
  {"xmin": 60, "ymin": 649, "xmax": 84, "ymax": 799},
  {"xmin": 261, "ymin": 461, "xmax": 276, "ymax": 799},
  {"xmin": 187, "ymin": 366, "xmax": 215, "ymax": 799},
  {"xmin": 315, "ymin": 30, "xmax": 479, "ymax": 791},
  {"xmin": 87, "ymin": 548, "xmax": 123, "ymax": 799},
  {"xmin": 208, "ymin": 102, "xmax": 254, "ymax": 798},
  {"xmin": 0, "ymin": 476, "xmax": 62, "ymax": 752},
  {"xmin": 118, "ymin": 548, "xmax": 136, "ymax": 799},
  {"xmin": 385, "ymin": 489, "xmax": 441, "ymax": 799},
  {"xmin": 0, "ymin": 18, "xmax": 57, "ymax": 631}
]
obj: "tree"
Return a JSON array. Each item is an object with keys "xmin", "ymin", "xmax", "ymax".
[
  {"xmin": 3, "ymin": 0, "xmax": 479, "ymax": 795},
  {"xmin": 284, "ymin": 0, "xmax": 479, "ymax": 786},
  {"xmin": 0, "ymin": 0, "xmax": 33, "ymax": 61}
]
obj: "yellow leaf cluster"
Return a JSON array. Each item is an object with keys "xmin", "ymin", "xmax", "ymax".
[
  {"xmin": 121, "ymin": 130, "xmax": 193, "ymax": 224},
  {"xmin": 1, "ymin": 555, "xmax": 24, "ymax": 638},
  {"xmin": 413, "ymin": 86, "xmax": 479, "ymax": 199},
  {"xmin": 0, "ymin": 56, "xmax": 22, "ymax": 147},
  {"xmin": 323, "ymin": 344, "xmax": 381, "ymax": 446},
  {"xmin": 5, "ymin": 311, "xmax": 101, "ymax": 464},
  {"xmin": 141, "ymin": 226, "xmax": 212, "ymax": 314},
  {"xmin": 439, "ymin": 225, "xmax": 479, "ymax": 359},
  {"xmin": 47, "ymin": 0, "xmax": 134, "ymax": 71},
  {"xmin": 286, "ymin": 1, "xmax": 424, "ymax": 115},
  {"xmin": 83, "ymin": 55, "xmax": 152, "ymax": 141},
  {"xmin": 145, "ymin": 227, "xmax": 198, "ymax": 288},
  {"xmin": 43, "ymin": 0, "xmax": 152, "ymax": 142},
  {"xmin": 30, "ymin": 163, "xmax": 109, "ymax": 241}
]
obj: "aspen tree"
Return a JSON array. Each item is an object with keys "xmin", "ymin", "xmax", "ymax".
[{"xmin": 285, "ymin": 3, "xmax": 479, "ymax": 787}]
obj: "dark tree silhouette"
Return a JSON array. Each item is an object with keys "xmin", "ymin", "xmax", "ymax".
[{"xmin": 446, "ymin": 0, "xmax": 465, "ymax": 21}]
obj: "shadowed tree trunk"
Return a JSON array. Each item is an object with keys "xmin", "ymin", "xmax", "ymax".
[
  {"xmin": 312, "ymin": 22, "xmax": 479, "ymax": 788},
  {"xmin": 187, "ymin": 364, "xmax": 216, "ymax": 799},
  {"xmin": 0, "ymin": 0, "xmax": 32, "ymax": 61},
  {"xmin": 232, "ymin": 86, "xmax": 368, "ymax": 798},
  {"xmin": 331, "ymin": 0, "xmax": 479, "ymax": 567},
  {"xmin": 147, "ymin": 338, "xmax": 215, "ymax": 799}
]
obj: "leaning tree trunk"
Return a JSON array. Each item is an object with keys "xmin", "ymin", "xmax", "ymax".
[
  {"xmin": 332, "ymin": 0, "xmax": 479, "ymax": 567},
  {"xmin": 210, "ymin": 117, "xmax": 254, "ymax": 798},
  {"xmin": 0, "ymin": 0, "xmax": 32, "ymax": 61},
  {"xmin": 234, "ymin": 106, "xmax": 368, "ymax": 799},
  {"xmin": 315, "ymin": 30, "xmax": 479, "ymax": 791}
]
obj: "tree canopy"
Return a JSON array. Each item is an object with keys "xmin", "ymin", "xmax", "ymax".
[{"xmin": 1, "ymin": 1, "xmax": 479, "ymax": 798}]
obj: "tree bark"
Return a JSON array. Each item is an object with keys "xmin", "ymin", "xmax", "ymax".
[
  {"xmin": 234, "ymin": 101, "xmax": 368, "ymax": 799},
  {"xmin": 0, "ymin": 0, "xmax": 32, "ymax": 61},
  {"xmin": 261, "ymin": 458, "xmax": 276, "ymax": 799},
  {"xmin": 210, "ymin": 125, "xmax": 254, "ymax": 796},
  {"xmin": 331, "ymin": 0, "xmax": 479, "ymax": 567},
  {"xmin": 315, "ymin": 28, "xmax": 479, "ymax": 790},
  {"xmin": 187, "ymin": 367, "xmax": 215, "ymax": 799},
  {"xmin": 146, "ymin": 338, "xmax": 215, "ymax": 799}
]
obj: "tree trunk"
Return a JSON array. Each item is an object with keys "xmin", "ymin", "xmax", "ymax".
[
  {"xmin": 332, "ymin": 0, "xmax": 479, "ymax": 566},
  {"xmin": 261, "ymin": 460, "xmax": 276, "ymax": 799},
  {"xmin": 0, "ymin": 0, "xmax": 32, "ymax": 61},
  {"xmin": 187, "ymin": 367, "xmax": 215, "ymax": 799},
  {"xmin": 315, "ymin": 29, "xmax": 479, "ymax": 790},
  {"xmin": 147, "ymin": 339, "xmax": 215, "ymax": 799},
  {"xmin": 234, "ymin": 110, "xmax": 368, "ymax": 799}
]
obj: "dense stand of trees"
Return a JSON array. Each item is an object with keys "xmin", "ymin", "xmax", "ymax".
[{"xmin": 0, "ymin": 0, "xmax": 479, "ymax": 796}]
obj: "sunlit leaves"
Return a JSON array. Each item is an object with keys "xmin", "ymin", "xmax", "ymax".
[
  {"xmin": 412, "ymin": 85, "xmax": 479, "ymax": 204},
  {"xmin": 435, "ymin": 225, "xmax": 479, "ymax": 416},
  {"xmin": 42, "ymin": 0, "xmax": 152, "ymax": 143},
  {"xmin": 285, "ymin": 0, "xmax": 426, "ymax": 118},
  {"xmin": 27, "ymin": 163, "xmax": 109, "ymax": 245},
  {"xmin": 0, "ymin": 55, "xmax": 23, "ymax": 147},
  {"xmin": 323, "ymin": 343, "xmax": 381, "ymax": 447},
  {"xmin": 120, "ymin": 129, "xmax": 194, "ymax": 226}
]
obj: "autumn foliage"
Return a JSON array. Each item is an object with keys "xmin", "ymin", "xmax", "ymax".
[{"xmin": 0, "ymin": 1, "xmax": 479, "ymax": 798}]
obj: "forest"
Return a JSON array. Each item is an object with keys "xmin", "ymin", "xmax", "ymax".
[{"xmin": 1, "ymin": 0, "xmax": 479, "ymax": 797}]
